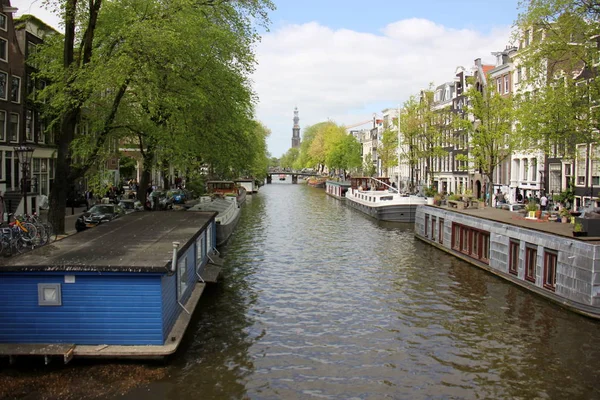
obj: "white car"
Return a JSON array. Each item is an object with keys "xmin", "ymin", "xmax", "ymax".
[{"xmin": 501, "ymin": 203, "xmax": 527, "ymax": 212}]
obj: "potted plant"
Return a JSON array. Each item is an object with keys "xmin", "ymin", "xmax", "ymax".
[
  {"xmin": 573, "ymin": 221, "xmax": 587, "ymax": 237},
  {"xmin": 526, "ymin": 202, "xmax": 538, "ymax": 219},
  {"xmin": 433, "ymin": 193, "xmax": 442, "ymax": 206},
  {"xmin": 559, "ymin": 207, "xmax": 570, "ymax": 223}
]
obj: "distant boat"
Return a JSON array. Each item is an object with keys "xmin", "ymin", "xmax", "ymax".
[
  {"xmin": 188, "ymin": 196, "xmax": 241, "ymax": 246},
  {"xmin": 207, "ymin": 180, "xmax": 247, "ymax": 205},
  {"xmin": 235, "ymin": 178, "xmax": 258, "ymax": 194},
  {"xmin": 345, "ymin": 177, "xmax": 428, "ymax": 222}
]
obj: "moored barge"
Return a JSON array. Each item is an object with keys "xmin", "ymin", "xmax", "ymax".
[
  {"xmin": 0, "ymin": 212, "xmax": 222, "ymax": 363},
  {"xmin": 415, "ymin": 205, "xmax": 600, "ymax": 319},
  {"xmin": 325, "ymin": 180, "xmax": 351, "ymax": 200}
]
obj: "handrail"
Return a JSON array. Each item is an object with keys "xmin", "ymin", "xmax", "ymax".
[{"xmin": 369, "ymin": 177, "xmax": 399, "ymax": 193}]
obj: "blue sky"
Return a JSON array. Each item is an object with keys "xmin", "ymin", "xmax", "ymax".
[
  {"xmin": 270, "ymin": 0, "xmax": 521, "ymax": 34},
  {"xmin": 11, "ymin": 0, "xmax": 523, "ymax": 158}
]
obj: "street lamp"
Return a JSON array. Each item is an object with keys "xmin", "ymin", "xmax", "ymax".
[
  {"xmin": 14, "ymin": 146, "xmax": 34, "ymax": 215},
  {"xmin": 539, "ymin": 168, "xmax": 545, "ymax": 197}
]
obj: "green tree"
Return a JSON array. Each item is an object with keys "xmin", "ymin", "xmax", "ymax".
[
  {"xmin": 327, "ymin": 132, "xmax": 362, "ymax": 179},
  {"xmin": 378, "ymin": 128, "xmax": 398, "ymax": 177},
  {"xmin": 461, "ymin": 82, "xmax": 515, "ymax": 206},
  {"xmin": 38, "ymin": 0, "xmax": 274, "ymax": 232},
  {"xmin": 515, "ymin": 0, "xmax": 600, "ymax": 173},
  {"xmin": 363, "ymin": 153, "xmax": 377, "ymax": 177}
]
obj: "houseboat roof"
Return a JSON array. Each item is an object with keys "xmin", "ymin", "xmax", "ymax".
[{"xmin": 0, "ymin": 212, "xmax": 216, "ymax": 273}]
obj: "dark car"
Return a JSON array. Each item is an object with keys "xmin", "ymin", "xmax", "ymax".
[{"xmin": 75, "ymin": 204, "xmax": 125, "ymax": 232}]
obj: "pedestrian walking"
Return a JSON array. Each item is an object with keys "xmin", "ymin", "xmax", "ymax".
[{"xmin": 540, "ymin": 194, "xmax": 548, "ymax": 211}]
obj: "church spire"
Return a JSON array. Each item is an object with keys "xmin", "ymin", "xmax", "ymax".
[{"xmin": 292, "ymin": 107, "xmax": 300, "ymax": 149}]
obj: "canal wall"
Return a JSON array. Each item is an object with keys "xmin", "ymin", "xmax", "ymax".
[{"xmin": 415, "ymin": 206, "xmax": 600, "ymax": 318}]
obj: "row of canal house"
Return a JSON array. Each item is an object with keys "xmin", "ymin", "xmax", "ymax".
[
  {"xmin": 0, "ymin": 2, "xmax": 186, "ymax": 216},
  {"xmin": 415, "ymin": 206, "xmax": 600, "ymax": 319},
  {"xmin": 0, "ymin": 2, "xmax": 60, "ymax": 217},
  {"xmin": 360, "ymin": 28, "xmax": 597, "ymax": 209},
  {"xmin": 0, "ymin": 212, "xmax": 221, "ymax": 362}
]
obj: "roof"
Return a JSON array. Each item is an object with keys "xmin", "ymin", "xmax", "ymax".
[
  {"xmin": 0, "ymin": 211, "xmax": 216, "ymax": 273},
  {"xmin": 482, "ymin": 65, "xmax": 495, "ymax": 74}
]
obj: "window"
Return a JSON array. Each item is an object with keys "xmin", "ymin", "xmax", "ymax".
[
  {"xmin": 425, "ymin": 214, "xmax": 429, "ymax": 237},
  {"xmin": 461, "ymin": 227, "xmax": 469, "ymax": 252},
  {"xmin": 577, "ymin": 145, "xmax": 586, "ymax": 185},
  {"xmin": 38, "ymin": 283, "xmax": 62, "ymax": 306},
  {"xmin": 10, "ymin": 76, "xmax": 20, "ymax": 103},
  {"xmin": 0, "ymin": 13, "xmax": 6, "ymax": 31},
  {"xmin": 177, "ymin": 256, "xmax": 188, "ymax": 299},
  {"xmin": 509, "ymin": 240, "xmax": 519, "ymax": 275},
  {"xmin": 0, "ymin": 38, "xmax": 6, "ymax": 62},
  {"xmin": 453, "ymin": 225, "xmax": 460, "ymax": 249},
  {"xmin": 431, "ymin": 216, "xmax": 436, "ymax": 240},
  {"xmin": 0, "ymin": 110, "xmax": 5, "ymax": 141},
  {"xmin": 439, "ymin": 218, "xmax": 444, "ymax": 244},
  {"xmin": 0, "ymin": 71, "xmax": 6, "ymax": 100},
  {"xmin": 37, "ymin": 118, "xmax": 45, "ymax": 143},
  {"xmin": 25, "ymin": 110, "xmax": 33, "ymax": 141},
  {"xmin": 544, "ymin": 250, "xmax": 557, "ymax": 291},
  {"xmin": 496, "ymin": 78, "xmax": 502, "ymax": 93},
  {"xmin": 525, "ymin": 245, "xmax": 537, "ymax": 283},
  {"xmin": 451, "ymin": 222, "xmax": 490, "ymax": 264},
  {"xmin": 517, "ymin": 67, "xmax": 522, "ymax": 83},
  {"xmin": 504, "ymin": 75, "xmax": 509, "ymax": 93},
  {"xmin": 196, "ymin": 233, "xmax": 205, "ymax": 266},
  {"xmin": 9, "ymin": 113, "xmax": 18, "ymax": 142},
  {"xmin": 26, "ymin": 41, "xmax": 37, "ymax": 68}
]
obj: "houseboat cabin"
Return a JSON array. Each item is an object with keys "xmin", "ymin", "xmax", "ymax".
[
  {"xmin": 415, "ymin": 206, "xmax": 600, "ymax": 319},
  {"xmin": 0, "ymin": 212, "xmax": 219, "ymax": 362}
]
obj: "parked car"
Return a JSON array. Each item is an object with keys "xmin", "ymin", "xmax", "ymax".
[
  {"xmin": 75, "ymin": 204, "xmax": 125, "ymax": 232},
  {"xmin": 145, "ymin": 190, "xmax": 173, "ymax": 210},
  {"xmin": 118, "ymin": 199, "xmax": 143, "ymax": 214},
  {"xmin": 167, "ymin": 189, "xmax": 187, "ymax": 204}
]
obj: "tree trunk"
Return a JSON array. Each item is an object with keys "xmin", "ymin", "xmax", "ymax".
[
  {"xmin": 48, "ymin": 0, "xmax": 77, "ymax": 234},
  {"xmin": 137, "ymin": 149, "xmax": 154, "ymax": 205}
]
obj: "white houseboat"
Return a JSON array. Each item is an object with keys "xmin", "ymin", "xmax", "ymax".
[{"xmin": 345, "ymin": 177, "xmax": 428, "ymax": 222}]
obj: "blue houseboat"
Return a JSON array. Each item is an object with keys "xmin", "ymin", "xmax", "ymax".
[{"xmin": 0, "ymin": 212, "xmax": 221, "ymax": 363}]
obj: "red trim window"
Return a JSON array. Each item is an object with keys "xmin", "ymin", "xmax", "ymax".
[
  {"xmin": 439, "ymin": 218, "xmax": 444, "ymax": 244},
  {"xmin": 481, "ymin": 233, "xmax": 490, "ymax": 263},
  {"xmin": 425, "ymin": 214, "xmax": 429, "ymax": 237},
  {"xmin": 453, "ymin": 224, "xmax": 460, "ymax": 249},
  {"xmin": 432, "ymin": 216, "xmax": 437, "ymax": 241},
  {"xmin": 509, "ymin": 240, "xmax": 519, "ymax": 275},
  {"xmin": 543, "ymin": 250, "xmax": 557, "ymax": 291},
  {"xmin": 472, "ymin": 230, "xmax": 479, "ymax": 256},
  {"xmin": 525, "ymin": 244, "xmax": 537, "ymax": 283},
  {"xmin": 461, "ymin": 227, "xmax": 469, "ymax": 253}
]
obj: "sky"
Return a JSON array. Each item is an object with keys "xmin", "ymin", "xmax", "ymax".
[{"xmin": 11, "ymin": 0, "xmax": 522, "ymax": 158}]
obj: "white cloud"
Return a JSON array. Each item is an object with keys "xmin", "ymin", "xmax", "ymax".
[{"xmin": 254, "ymin": 18, "xmax": 512, "ymax": 157}]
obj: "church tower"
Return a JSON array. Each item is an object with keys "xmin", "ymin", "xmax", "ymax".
[{"xmin": 292, "ymin": 107, "xmax": 301, "ymax": 149}]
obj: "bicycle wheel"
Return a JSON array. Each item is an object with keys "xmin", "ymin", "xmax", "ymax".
[
  {"xmin": 33, "ymin": 223, "xmax": 47, "ymax": 247},
  {"xmin": 20, "ymin": 223, "xmax": 38, "ymax": 244},
  {"xmin": 45, "ymin": 223, "xmax": 57, "ymax": 243},
  {"xmin": 13, "ymin": 237, "xmax": 27, "ymax": 254}
]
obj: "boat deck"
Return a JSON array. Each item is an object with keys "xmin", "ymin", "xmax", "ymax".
[
  {"xmin": 0, "ymin": 212, "xmax": 217, "ymax": 272},
  {"xmin": 433, "ymin": 205, "xmax": 600, "ymax": 243}
]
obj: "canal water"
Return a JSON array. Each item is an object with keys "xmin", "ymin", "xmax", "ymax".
[{"xmin": 2, "ymin": 181, "xmax": 600, "ymax": 399}]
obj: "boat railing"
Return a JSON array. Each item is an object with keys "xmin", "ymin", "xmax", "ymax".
[{"xmin": 370, "ymin": 177, "xmax": 398, "ymax": 193}]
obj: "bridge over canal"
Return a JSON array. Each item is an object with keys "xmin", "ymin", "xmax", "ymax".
[{"xmin": 266, "ymin": 170, "xmax": 321, "ymax": 184}]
